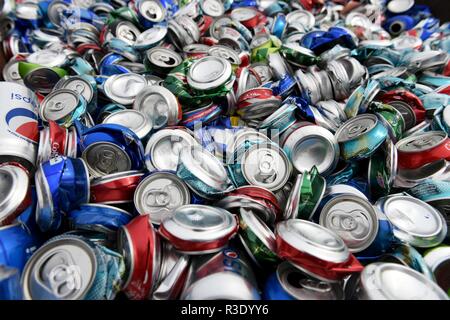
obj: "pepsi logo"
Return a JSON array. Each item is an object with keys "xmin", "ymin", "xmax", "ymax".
[{"xmin": 5, "ymin": 108, "xmax": 38, "ymax": 143}]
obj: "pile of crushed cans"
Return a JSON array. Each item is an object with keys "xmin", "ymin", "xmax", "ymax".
[{"xmin": 0, "ymin": 0, "xmax": 450, "ymax": 300}]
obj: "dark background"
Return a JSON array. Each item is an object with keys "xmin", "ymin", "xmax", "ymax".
[{"xmin": 415, "ymin": 0, "xmax": 450, "ymax": 21}]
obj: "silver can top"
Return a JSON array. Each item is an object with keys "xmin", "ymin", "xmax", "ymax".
[
  {"xmin": 114, "ymin": 21, "xmax": 141, "ymax": 46},
  {"xmin": 276, "ymin": 262, "xmax": 344, "ymax": 300},
  {"xmin": 134, "ymin": 172, "xmax": 191, "ymax": 225},
  {"xmin": 208, "ymin": 45, "xmax": 241, "ymax": 66},
  {"xmin": 283, "ymin": 125, "xmax": 339, "ymax": 176},
  {"xmin": 200, "ymin": 0, "xmax": 224, "ymax": 17},
  {"xmin": 160, "ymin": 205, "xmax": 237, "ymax": 243},
  {"xmin": 139, "ymin": 0, "xmax": 166, "ymax": 22},
  {"xmin": 359, "ymin": 263, "xmax": 448, "ymax": 300},
  {"xmin": 335, "ymin": 114, "xmax": 378, "ymax": 142},
  {"xmin": 21, "ymin": 236, "xmax": 97, "ymax": 300},
  {"xmin": 102, "ymin": 109, "xmax": 152, "ymax": 140},
  {"xmin": 286, "ymin": 9, "xmax": 315, "ymax": 30},
  {"xmin": 56, "ymin": 76, "xmax": 94, "ymax": 103},
  {"xmin": 377, "ymin": 194, "xmax": 447, "ymax": 247},
  {"xmin": 27, "ymin": 49, "xmax": 67, "ymax": 68},
  {"xmin": 146, "ymin": 46, "xmax": 183, "ymax": 70},
  {"xmin": 396, "ymin": 131, "xmax": 448, "ymax": 153},
  {"xmin": 179, "ymin": 145, "xmax": 231, "ymax": 191},
  {"xmin": 187, "ymin": 56, "xmax": 232, "ymax": 91},
  {"xmin": 133, "ymin": 85, "xmax": 180, "ymax": 130},
  {"xmin": 276, "ymin": 219, "xmax": 350, "ymax": 263},
  {"xmin": 241, "ymin": 142, "xmax": 292, "ymax": 191},
  {"xmin": 145, "ymin": 128, "xmax": 198, "ymax": 171},
  {"xmin": 387, "ymin": 0, "xmax": 414, "ymax": 14},
  {"xmin": 82, "ymin": 142, "xmax": 132, "ymax": 177},
  {"xmin": 40, "ymin": 89, "xmax": 80, "ymax": 122},
  {"xmin": 134, "ymin": 25, "xmax": 167, "ymax": 49},
  {"xmin": 0, "ymin": 164, "xmax": 30, "ymax": 223},
  {"xmin": 103, "ymin": 73, "xmax": 147, "ymax": 105},
  {"xmin": 319, "ymin": 194, "xmax": 379, "ymax": 253}
]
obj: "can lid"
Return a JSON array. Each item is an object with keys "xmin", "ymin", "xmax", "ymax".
[
  {"xmin": 82, "ymin": 142, "xmax": 132, "ymax": 177},
  {"xmin": 378, "ymin": 195, "xmax": 447, "ymax": 247},
  {"xmin": 387, "ymin": 0, "xmax": 415, "ymax": 14},
  {"xmin": 57, "ymin": 76, "xmax": 94, "ymax": 104},
  {"xmin": 134, "ymin": 172, "xmax": 191, "ymax": 225},
  {"xmin": 134, "ymin": 85, "xmax": 179, "ymax": 130},
  {"xmin": 286, "ymin": 9, "xmax": 315, "ymax": 30},
  {"xmin": 134, "ymin": 26, "xmax": 167, "ymax": 50},
  {"xmin": 231, "ymin": 7, "xmax": 258, "ymax": 22},
  {"xmin": 241, "ymin": 142, "xmax": 292, "ymax": 192},
  {"xmin": 179, "ymin": 145, "xmax": 231, "ymax": 191},
  {"xmin": 198, "ymin": 0, "xmax": 223, "ymax": 16},
  {"xmin": 335, "ymin": 114, "xmax": 378, "ymax": 142},
  {"xmin": 40, "ymin": 89, "xmax": 80, "ymax": 122},
  {"xmin": 103, "ymin": 73, "xmax": 147, "ymax": 105},
  {"xmin": 0, "ymin": 164, "xmax": 29, "ymax": 222},
  {"xmin": 276, "ymin": 262, "xmax": 344, "ymax": 300},
  {"xmin": 283, "ymin": 124, "xmax": 339, "ymax": 176},
  {"xmin": 396, "ymin": 131, "xmax": 448, "ymax": 153},
  {"xmin": 103, "ymin": 109, "xmax": 152, "ymax": 140},
  {"xmin": 187, "ymin": 56, "xmax": 232, "ymax": 91},
  {"xmin": 208, "ymin": 45, "xmax": 241, "ymax": 66},
  {"xmin": 113, "ymin": 20, "xmax": 141, "ymax": 46},
  {"xmin": 319, "ymin": 194, "xmax": 379, "ymax": 253},
  {"xmin": 360, "ymin": 263, "xmax": 448, "ymax": 300},
  {"xmin": 21, "ymin": 236, "xmax": 97, "ymax": 300},
  {"xmin": 139, "ymin": 0, "xmax": 166, "ymax": 22},
  {"xmin": 145, "ymin": 128, "xmax": 198, "ymax": 171},
  {"xmin": 276, "ymin": 219, "xmax": 350, "ymax": 263},
  {"xmin": 146, "ymin": 46, "xmax": 183, "ymax": 70},
  {"xmin": 160, "ymin": 205, "xmax": 237, "ymax": 244},
  {"xmin": 27, "ymin": 50, "xmax": 67, "ymax": 68}
]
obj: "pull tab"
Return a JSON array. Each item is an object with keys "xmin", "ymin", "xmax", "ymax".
[
  {"xmin": 144, "ymin": 189, "xmax": 171, "ymax": 208},
  {"xmin": 48, "ymin": 264, "xmax": 82, "ymax": 298},
  {"xmin": 96, "ymin": 149, "xmax": 118, "ymax": 173},
  {"xmin": 255, "ymin": 153, "xmax": 277, "ymax": 183}
]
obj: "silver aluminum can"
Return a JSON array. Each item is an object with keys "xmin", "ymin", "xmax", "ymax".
[
  {"xmin": 353, "ymin": 263, "xmax": 448, "ymax": 300},
  {"xmin": 180, "ymin": 246, "xmax": 260, "ymax": 299},
  {"xmin": 239, "ymin": 142, "xmax": 292, "ymax": 192},
  {"xmin": 319, "ymin": 194, "xmax": 379, "ymax": 253},
  {"xmin": 282, "ymin": 124, "xmax": 339, "ymax": 176},
  {"xmin": 187, "ymin": 56, "xmax": 233, "ymax": 91},
  {"xmin": 177, "ymin": 145, "xmax": 233, "ymax": 199},
  {"xmin": 159, "ymin": 205, "xmax": 238, "ymax": 255},
  {"xmin": 133, "ymin": 86, "xmax": 181, "ymax": 130},
  {"xmin": 134, "ymin": 171, "xmax": 191, "ymax": 225},
  {"xmin": 144, "ymin": 128, "xmax": 198, "ymax": 171},
  {"xmin": 376, "ymin": 194, "xmax": 447, "ymax": 248},
  {"xmin": 103, "ymin": 73, "xmax": 147, "ymax": 105},
  {"xmin": 0, "ymin": 81, "xmax": 38, "ymax": 172},
  {"xmin": 21, "ymin": 236, "xmax": 100, "ymax": 300},
  {"xmin": 103, "ymin": 109, "xmax": 152, "ymax": 141}
]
